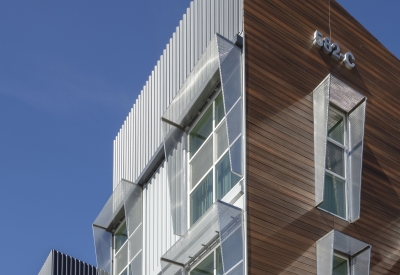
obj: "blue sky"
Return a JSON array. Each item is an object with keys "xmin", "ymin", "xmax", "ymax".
[{"xmin": 0, "ymin": 1, "xmax": 398, "ymax": 274}]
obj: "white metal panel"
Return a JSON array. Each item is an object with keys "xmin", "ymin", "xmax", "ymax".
[
  {"xmin": 143, "ymin": 162, "xmax": 179, "ymax": 275},
  {"xmin": 111, "ymin": 1, "xmax": 244, "ymax": 271},
  {"xmin": 111, "ymin": 4, "xmax": 245, "ymax": 269}
]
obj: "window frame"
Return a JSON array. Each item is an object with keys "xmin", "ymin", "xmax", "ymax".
[
  {"xmin": 188, "ymin": 90, "xmax": 239, "ymax": 227},
  {"xmin": 187, "ymin": 91, "xmax": 229, "ymax": 228},
  {"xmin": 112, "ymin": 218, "xmax": 142, "ymax": 275},
  {"xmin": 333, "ymin": 252, "xmax": 350, "ymax": 275},
  {"xmin": 113, "ymin": 220, "xmax": 130, "ymax": 275},
  {"xmin": 313, "ymin": 74, "xmax": 367, "ymax": 223},
  {"xmin": 319, "ymin": 105, "xmax": 349, "ymax": 220},
  {"xmin": 189, "ymin": 245, "xmax": 223, "ymax": 275}
]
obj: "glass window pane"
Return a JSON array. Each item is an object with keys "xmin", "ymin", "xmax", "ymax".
[
  {"xmin": 129, "ymin": 251, "xmax": 142, "ymax": 275},
  {"xmin": 190, "ymin": 252, "xmax": 214, "ymax": 275},
  {"xmin": 216, "ymin": 153, "xmax": 241, "ymax": 200},
  {"xmin": 326, "ymin": 141, "xmax": 345, "ymax": 177},
  {"xmin": 190, "ymin": 137, "xmax": 213, "ymax": 189},
  {"xmin": 190, "ymin": 106, "xmax": 213, "ymax": 157},
  {"xmin": 114, "ymin": 222, "xmax": 128, "ymax": 252},
  {"xmin": 215, "ymin": 121, "xmax": 228, "ymax": 160},
  {"xmin": 115, "ymin": 243, "xmax": 128, "ymax": 275},
  {"xmin": 190, "ymin": 171, "xmax": 213, "ymax": 226},
  {"xmin": 328, "ymin": 107, "xmax": 345, "ymax": 145},
  {"xmin": 215, "ymin": 93, "xmax": 225, "ymax": 126},
  {"xmin": 333, "ymin": 255, "xmax": 348, "ymax": 275},
  {"xmin": 216, "ymin": 247, "xmax": 223, "ymax": 275},
  {"xmin": 320, "ymin": 173, "xmax": 346, "ymax": 218}
]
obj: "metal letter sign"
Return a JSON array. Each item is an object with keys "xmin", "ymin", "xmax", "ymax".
[{"xmin": 313, "ymin": 30, "xmax": 355, "ymax": 69}]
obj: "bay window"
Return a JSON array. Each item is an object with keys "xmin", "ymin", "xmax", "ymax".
[{"xmin": 313, "ymin": 75, "xmax": 367, "ymax": 222}]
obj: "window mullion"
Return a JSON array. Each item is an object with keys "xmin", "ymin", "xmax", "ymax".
[
  {"xmin": 213, "ymin": 99, "xmax": 216, "ymax": 204},
  {"xmin": 326, "ymin": 137, "xmax": 345, "ymax": 149},
  {"xmin": 344, "ymin": 113, "xmax": 350, "ymax": 221},
  {"xmin": 325, "ymin": 169, "xmax": 346, "ymax": 181}
]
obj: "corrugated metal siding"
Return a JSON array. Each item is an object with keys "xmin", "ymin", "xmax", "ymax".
[
  {"xmin": 143, "ymin": 162, "xmax": 179, "ymax": 275},
  {"xmin": 113, "ymin": 0, "xmax": 243, "ymax": 189},
  {"xmin": 38, "ymin": 250, "xmax": 107, "ymax": 275}
]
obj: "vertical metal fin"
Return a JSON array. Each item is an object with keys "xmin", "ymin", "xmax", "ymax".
[
  {"xmin": 348, "ymin": 100, "xmax": 366, "ymax": 222},
  {"xmin": 313, "ymin": 75, "xmax": 331, "ymax": 205},
  {"xmin": 316, "ymin": 230, "xmax": 334, "ymax": 275}
]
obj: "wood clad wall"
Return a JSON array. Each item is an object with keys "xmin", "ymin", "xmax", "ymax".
[{"xmin": 244, "ymin": 0, "xmax": 400, "ymax": 274}]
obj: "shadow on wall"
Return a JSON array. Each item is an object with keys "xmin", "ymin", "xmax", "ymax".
[{"xmin": 247, "ymin": 142, "xmax": 400, "ymax": 274}]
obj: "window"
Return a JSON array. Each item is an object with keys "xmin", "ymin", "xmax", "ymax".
[
  {"xmin": 112, "ymin": 217, "xmax": 143, "ymax": 275},
  {"xmin": 93, "ymin": 180, "xmax": 142, "ymax": 275},
  {"xmin": 333, "ymin": 253, "xmax": 349, "ymax": 275},
  {"xmin": 160, "ymin": 201, "xmax": 244, "ymax": 275},
  {"xmin": 190, "ymin": 247, "xmax": 223, "ymax": 275},
  {"xmin": 320, "ymin": 106, "xmax": 348, "ymax": 219},
  {"xmin": 189, "ymin": 92, "xmax": 241, "ymax": 226},
  {"xmin": 161, "ymin": 34, "xmax": 243, "ymax": 236},
  {"xmin": 113, "ymin": 221, "xmax": 130, "ymax": 275},
  {"xmin": 313, "ymin": 75, "xmax": 366, "ymax": 222},
  {"xmin": 316, "ymin": 230, "xmax": 371, "ymax": 275}
]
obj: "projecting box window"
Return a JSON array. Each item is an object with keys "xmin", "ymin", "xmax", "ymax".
[
  {"xmin": 316, "ymin": 230, "xmax": 371, "ymax": 275},
  {"xmin": 313, "ymin": 75, "xmax": 366, "ymax": 222}
]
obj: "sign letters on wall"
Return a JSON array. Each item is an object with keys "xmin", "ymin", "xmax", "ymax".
[{"xmin": 313, "ymin": 30, "xmax": 355, "ymax": 69}]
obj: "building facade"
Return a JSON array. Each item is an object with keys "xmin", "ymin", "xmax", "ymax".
[
  {"xmin": 39, "ymin": 250, "xmax": 108, "ymax": 275},
  {"xmin": 92, "ymin": 1, "xmax": 400, "ymax": 275}
]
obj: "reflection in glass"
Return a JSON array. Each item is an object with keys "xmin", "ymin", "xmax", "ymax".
[
  {"xmin": 333, "ymin": 255, "xmax": 348, "ymax": 275},
  {"xmin": 190, "ymin": 171, "xmax": 213, "ymax": 226},
  {"xmin": 326, "ymin": 142, "xmax": 345, "ymax": 177},
  {"xmin": 115, "ymin": 243, "xmax": 128, "ymax": 275},
  {"xmin": 216, "ymin": 153, "xmax": 241, "ymax": 200},
  {"xmin": 328, "ymin": 107, "xmax": 345, "ymax": 145},
  {"xmin": 114, "ymin": 221, "xmax": 128, "ymax": 252},
  {"xmin": 190, "ymin": 252, "xmax": 214, "ymax": 275},
  {"xmin": 129, "ymin": 251, "xmax": 142, "ymax": 275},
  {"xmin": 190, "ymin": 138, "xmax": 213, "ymax": 189},
  {"xmin": 190, "ymin": 106, "xmax": 213, "ymax": 157},
  {"xmin": 215, "ymin": 121, "xmax": 228, "ymax": 160},
  {"xmin": 216, "ymin": 247, "xmax": 223, "ymax": 275},
  {"xmin": 215, "ymin": 93, "xmax": 225, "ymax": 126},
  {"xmin": 320, "ymin": 173, "xmax": 346, "ymax": 218}
]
